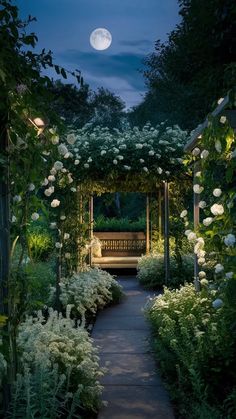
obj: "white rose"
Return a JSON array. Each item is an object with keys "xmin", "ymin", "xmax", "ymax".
[
  {"xmin": 195, "ymin": 171, "xmax": 201, "ymax": 177},
  {"xmin": 41, "ymin": 178, "xmax": 49, "ymax": 186},
  {"xmin": 225, "ymin": 272, "xmax": 233, "ymax": 279},
  {"xmin": 60, "ymin": 215, "xmax": 66, "ymax": 220},
  {"xmin": 198, "ymin": 257, "xmax": 206, "ymax": 265},
  {"xmin": 140, "ymin": 159, "xmax": 145, "ymax": 163},
  {"xmin": 201, "ymin": 150, "xmax": 209, "ymax": 159},
  {"xmin": 124, "ymin": 165, "xmax": 131, "ymax": 170},
  {"xmin": 149, "ymin": 150, "xmax": 155, "ymax": 156},
  {"xmin": 224, "ymin": 233, "xmax": 236, "ymax": 247},
  {"xmin": 84, "ymin": 163, "xmax": 89, "ymax": 169},
  {"xmin": 65, "ymin": 252, "xmax": 71, "ymax": 259},
  {"xmin": 101, "ymin": 150, "xmax": 107, "ymax": 156},
  {"xmin": 74, "ymin": 160, "xmax": 80, "ymax": 165},
  {"xmin": 187, "ymin": 232, "xmax": 197, "ymax": 241},
  {"xmin": 215, "ymin": 263, "xmax": 224, "ymax": 274},
  {"xmin": 51, "ymin": 199, "xmax": 60, "ymax": 208},
  {"xmin": 215, "ymin": 140, "xmax": 222, "ymax": 153},
  {"xmin": 185, "ymin": 229, "xmax": 191, "ymax": 236},
  {"xmin": 192, "ymin": 147, "xmax": 201, "ymax": 156},
  {"xmin": 55, "ymin": 242, "xmax": 63, "ymax": 249},
  {"xmin": 211, "ymin": 204, "xmax": 224, "ymax": 216},
  {"xmin": 143, "ymin": 167, "xmax": 149, "ymax": 172},
  {"xmin": 203, "ymin": 217, "xmax": 213, "ymax": 227},
  {"xmin": 220, "ymin": 116, "xmax": 226, "ymax": 124},
  {"xmin": 157, "ymin": 167, "xmax": 163, "ymax": 174},
  {"xmin": 70, "ymin": 187, "xmax": 76, "ymax": 192},
  {"xmin": 31, "ymin": 212, "xmax": 39, "ymax": 221},
  {"xmin": 11, "ymin": 215, "xmax": 17, "ymax": 223},
  {"xmin": 136, "ymin": 143, "xmax": 143, "ymax": 149},
  {"xmin": 113, "ymin": 159, "xmax": 118, "ymax": 165},
  {"xmin": 213, "ymin": 188, "xmax": 222, "ymax": 197},
  {"xmin": 54, "ymin": 161, "xmax": 63, "ymax": 171},
  {"xmin": 66, "ymin": 133, "xmax": 76, "ymax": 145},
  {"xmin": 199, "ymin": 271, "xmax": 206, "ymax": 279},
  {"xmin": 50, "ymin": 168, "xmax": 57, "ymax": 175},
  {"xmin": 28, "ymin": 183, "xmax": 35, "ymax": 191},
  {"xmin": 13, "ymin": 195, "xmax": 22, "ymax": 203},
  {"xmin": 48, "ymin": 175, "xmax": 55, "ymax": 182},
  {"xmin": 117, "ymin": 155, "xmax": 124, "ymax": 160},
  {"xmin": 58, "ymin": 144, "xmax": 68, "ymax": 156},
  {"xmin": 199, "ymin": 200, "xmax": 207, "ymax": 209},
  {"xmin": 64, "ymin": 233, "xmax": 70, "ymax": 240},
  {"xmin": 180, "ymin": 210, "xmax": 187, "ymax": 218},
  {"xmin": 193, "ymin": 184, "xmax": 204, "ymax": 194}
]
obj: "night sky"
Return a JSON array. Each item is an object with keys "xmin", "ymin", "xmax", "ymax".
[{"xmin": 18, "ymin": 0, "xmax": 180, "ymax": 108}]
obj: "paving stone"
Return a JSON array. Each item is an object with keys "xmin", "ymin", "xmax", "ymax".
[
  {"xmin": 93, "ymin": 315, "xmax": 148, "ymax": 331},
  {"xmin": 93, "ymin": 330, "xmax": 152, "ymax": 354},
  {"xmin": 99, "ymin": 353, "xmax": 162, "ymax": 386},
  {"xmin": 98, "ymin": 385, "xmax": 175, "ymax": 419}
]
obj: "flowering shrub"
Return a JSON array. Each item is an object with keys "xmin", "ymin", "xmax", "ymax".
[
  {"xmin": 146, "ymin": 284, "xmax": 236, "ymax": 418},
  {"xmin": 58, "ymin": 268, "xmax": 123, "ymax": 318},
  {"xmin": 15, "ymin": 309, "xmax": 103, "ymax": 414},
  {"xmin": 137, "ymin": 253, "xmax": 194, "ymax": 289}
]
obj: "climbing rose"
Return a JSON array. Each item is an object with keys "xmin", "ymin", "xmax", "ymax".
[
  {"xmin": 203, "ymin": 217, "xmax": 213, "ymax": 227},
  {"xmin": 54, "ymin": 161, "xmax": 63, "ymax": 171},
  {"xmin": 64, "ymin": 233, "xmax": 70, "ymax": 240},
  {"xmin": 136, "ymin": 143, "xmax": 143, "ymax": 149},
  {"xmin": 140, "ymin": 159, "xmax": 144, "ymax": 163},
  {"xmin": 199, "ymin": 201, "xmax": 207, "ymax": 209},
  {"xmin": 180, "ymin": 210, "xmax": 187, "ymax": 218},
  {"xmin": 215, "ymin": 263, "xmax": 224, "ymax": 274},
  {"xmin": 55, "ymin": 242, "xmax": 63, "ymax": 249},
  {"xmin": 193, "ymin": 184, "xmax": 203, "ymax": 194},
  {"xmin": 148, "ymin": 150, "xmax": 155, "ymax": 156},
  {"xmin": 66, "ymin": 133, "xmax": 76, "ymax": 145},
  {"xmin": 212, "ymin": 299, "xmax": 223, "ymax": 309},
  {"xmin": 185, "ymin": 229, "xmax": 191, "ymax": 236},
  {"xmin": 31, "ymin": 212, "xmax": 39, "ymax": 221},
  {"xmin": 192, "ymin": 147, "xmax": 201, "ymax": 156},
  {"xmin": 117, "ymin": 155, "xmax": 124, "ymax": 160},
  {"xmin": 220, "ymin": 116, "xmax": 226, "ymax": 124},
  {"xmin": 48, "ymin": 175, "xmax": 56, "ymax": 182},
  {"xmin": 74, "ymin": 160, "xmax": 80, "ymax": 165},
  {"xmin": 213, "ymin": 188, "xmax": 222, "ymax": 197},
  {"xmin": 224, "ymin": 234, "xmax": 236, "ymax": 247},
  {"xmin": 199, "ymin": 271, "xmax": 206, "ymax": 279},
  {"xmin": 113, "ymin": 159, "xmax": 118, "ymax": 165},
  {"xmin": 201, "ymin": 150, "xmax": 209, "ymax": 159},
  {"xmin": 211, "ymin": 204, "xmax": 224, "ymax": 216},
  {"xmin": 51, "ymin": 199, "xmax": 60, "ymax": 208},
  {"xmin": 58, "ymin": 144, "xmax": 68, "ymax": 156},
  {"xmin": 157, "ymin": 167, "xmax": 163, "ymax": 174},
  {"xmin": 187, "ymin": 232, "xmax": 197, "ymax": 241},
  {"xmin": 28, "ymin": 183, "xmax": 35, "ymax": 191}
]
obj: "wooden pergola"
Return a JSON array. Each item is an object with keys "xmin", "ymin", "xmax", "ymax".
[{"xmin": 184, "ymin": 93, "xmax": 236, "ymax": 290}]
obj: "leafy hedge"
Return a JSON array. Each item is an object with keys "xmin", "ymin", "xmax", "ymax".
[{"xmin": 94, "ymin": 215, "xmax": 146, "ymax": 232}]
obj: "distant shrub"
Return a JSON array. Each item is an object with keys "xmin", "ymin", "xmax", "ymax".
[
  {"xmin": 137, "ymin": 253, "xmax": 194, "ymax": 289},
  {"xmin": 24, "ymin": 261, "xmax": 56, "ymax": 311}
]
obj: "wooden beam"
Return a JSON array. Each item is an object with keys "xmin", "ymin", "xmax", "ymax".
[
  {"xmin": 146, "ymin": 195, "xmax": 150, "ymax": 254},
  {"xmin": 158, "ymin": 188, "xmax": 162, "ymax": 240},
  {"xmin": 89, "ymin": 195, "xmax": 94, "ymax": 266},
  {"xmin": 164, "ymin": 181, "xmax": 170, "ymax": 284}
]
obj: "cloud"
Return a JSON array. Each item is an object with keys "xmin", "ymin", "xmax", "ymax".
[{"xmin": 119, "ymin": 39, "xmax": 152, "ymax": 47}]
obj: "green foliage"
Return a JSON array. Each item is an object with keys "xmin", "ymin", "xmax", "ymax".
[
  {"xmin": 94, "ymin": 215, "xmax": 146, "ymax": 232},
  {"xmin": 27, "ymin": 224, "xmax": 53, "ymax": 262},
  {"xmin": 146, "ymin": 284, "xmax": 236, "ymax": 418},
  {"xmin": 137, "ymin": 253, "xmax": 194, "ymax": 289}
]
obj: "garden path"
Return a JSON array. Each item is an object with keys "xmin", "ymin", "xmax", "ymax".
[{"xmin": 92, "ymin": 276, "xmax": 175, "ymax": 419}]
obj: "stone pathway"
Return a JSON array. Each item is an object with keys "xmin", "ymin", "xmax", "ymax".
[{"xmin": 92, "ymin": 276, "xmax": 175, "ymax": 419}]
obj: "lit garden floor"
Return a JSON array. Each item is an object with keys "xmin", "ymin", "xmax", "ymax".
[{"xmin": 92, "ymin": 276, "xmax": 175, "ymax": 419}]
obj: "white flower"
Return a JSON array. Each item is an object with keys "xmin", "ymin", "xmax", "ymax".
[
  {"xmin": 51, "ymin": 199, "xmax": 60, "ymax": 208},
  {"xmin": 58, "ymin": 144, "xmax": 68, "ymax": 156},
  {"xmin": 117, "ymin": 155, "xmax": 124, "ymax": 160},
  {"xmin": 213, "ymin": 188, "xmax": 222, "ymax": 197},
  {"xmin": 187, "ymin": 232, "xmax": 197, "ymax": 241},
  {"xmin": 84, "ymin": 163, "xmax": 89, "ymax": 169},
  {"xmin": 180, "ymin": 210, "xmax": 187, "ymax": 218},
  {"xmin": 31, "ymin": 212, "xmax": 39, "ymax": 221},
  {"xmin": 203, "ymin": 217, "xmax": 213, "ymax": 227},
  {"xmin": 198, "ymin": 257, "xmax": 206, "ymax": 265},
  {"xmin": 65, "ymin": 252, "xmax": 71, "ymax": 259},
  {"xmin": 124, "ymin": 165, "xmax": 131, "ymax": 170},
  {"xmin": 50, "ymin": 222, "xmax": 57, "ymax": 229},
  {"xmin": 70, "ymin": 187, "xmax": 76, "ymax": 192},
  {"xmin": 74, "ymin": 160, "xmax": 80, "ymax": 165},
  {"xmin": 55, "ymin": 242, "xmax": 63, "ymax": 249},
  {"xmin": 212, "ymin": 298, "xmax": 223, "ymax": 309},
  {"xmin": 215, "ymin": 140, "xmax": 222, "ymax": 153},
  {"xmin": 54, "ymin": 161, "xmax": 63, "ymax": 171},
  {"xmin": 48, "ymin": 175, "xmax": 55, "ymax": 182},
  {"xmin": 41, "ymin": 178, "xmax": 49, "ymax": 186},
  {"xmin": 165, "ymin": 171, "xmax": 170, "ymax": 176},
  {"xmin": 140, "ymin": 159, "xmax": 145, "ymax": 163},
  {"xmin": 143, "ymin": 167, "xmax": 148, "ymax": 173},
  {"xmin": 113, "ymin": 159, "xmax": 118, "ymax": 165},
  {"xmin": 200, "ymin": 278, "xmax": 208, "ymax": 286},
  {"xmin": 101, "ymin": 150, "xmax": 107, "ymax": 156},
  {"xmin": 185, "ymin": 229, "xmax": 191, "ymax": 236},
  {"xmin": 67, "ymin": 174, "xmax": 73, "ymax": 184},
  {"xmin": 28, "ymin": 183, "xmax": 35, "ymax": 191},
  {"xmin": 44, "ymin": 187, "xmax": 54, "ymax": 197},
  {"xmin": 50, "ymin": 168, "xmax": 57, "ymax": 175},
  {"xmin": 193, "ymin": 184, "xmax": 204, "ymax": 194},
  {"xmin": 201, "ymin": 149, "xmax": 209, "ymax": 159},
  {"xmin": 87, "ymin": 157, "xmax": 92, "ymax": 163},
  {"xmin": 195, "ymin": 171, "xmax": 201, "ymax": 177},
  {"xmin": 11, "ymin": 215, "xmax": 17, "ymax": 223},
  {"xmin": 149, "ymin": 150, "xmax": 155, "ymax": 156},
  {"xmin": 211, "ymin": 203, "xmax": 224, "ymax": 216},
  {"xmin": 199, "ymin": 271, "xmax": 206, "ymax": 279},
  {"xmin": 64, "ymin": 233, "xmax": 70, "ymax": 240},
  {"xmin": 199, "ymin": 200, "xmax": 207, "ymax": 209},
  {"xmin": 215, "ymin": 263, "xmax": 224, "ymax": 274},
  {"xmin": 220, "ymin": 116, "xmax": 226, "ymax": 124},
  {"xmin": 66, "ymin": 133, "xmax": 76, "ymax": 145},
  {"xmin": 192, "ymin": 147, "xmax": 201, "ymax": 156},
  {"xmin": 64, "ymin": 152, "xmax": 73, "ymax": 159},
  {"xmin": 60, "ymin": 215, "xmax": 66, "ymax": 220},
  {"xmin": 13, "ymin": 195, "xmax": 22, "ymax": 203},
  {"xmin": 225, "ymin": 272, "xmax": 233, "ymax": 279},
  {"xmin": 136, "ymin": 143, "xmax": 143, "ymax": 149},
  {"xmin": 51, "ymin": 135, "xmax": 60, "ymax": 145},
  {"xmin": 224, "ymin": 233, "xmax": 236, "ymax": 247},
  {"xmin": 157, "ymin": 167, "xmax": 163, "ymax": 174}
]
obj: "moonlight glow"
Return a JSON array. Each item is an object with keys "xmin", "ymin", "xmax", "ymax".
[{"xmin": 90, "ymin": 28, "xmax": 112, "ymax": 51}]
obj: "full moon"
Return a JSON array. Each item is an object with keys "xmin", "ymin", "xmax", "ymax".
[{"xmin": 90, "ymin": 28, "xmax": 112, "ymax": 51}]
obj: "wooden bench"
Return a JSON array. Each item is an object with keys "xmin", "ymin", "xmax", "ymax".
[{"xmin": 92, "ymin": 231, "xmax": 146, "ymax": 269}]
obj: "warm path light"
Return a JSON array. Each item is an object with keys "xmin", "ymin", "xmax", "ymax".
[{"xmin": 90, "ymin": 28, "xmax": 112, "ymax": 51}]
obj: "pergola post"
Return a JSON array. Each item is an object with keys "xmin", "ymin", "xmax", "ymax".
[
  {"xmin": 146, "ymin": 194, "xmax": 150, "ymax": 254},
  {"xmin": 77, "ymin": 186, "xmax": 84, "ymax": 270},
  {"xmin": 89, "ymin": 195, "xmax": 94, "ymax": 267},
  {"xmin": 194, "ymin": 162, "xmax": 201, "ymax": 291},
  {"xmin": 158, "ymin": 188, "xmax": 162, "ymax": 240},
  {"xmin": 164, "ymin": 181, "xmax": 170, "ymax": 284}
]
